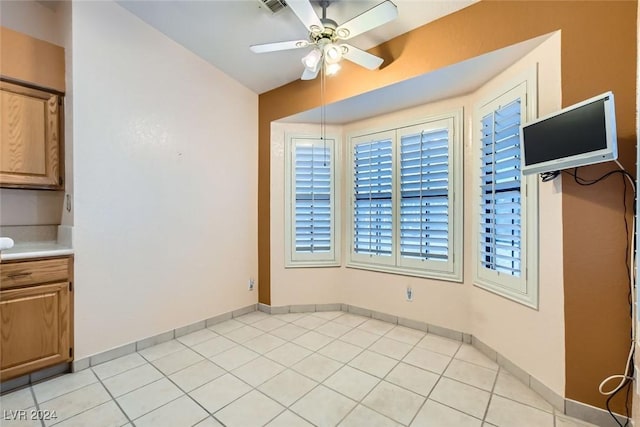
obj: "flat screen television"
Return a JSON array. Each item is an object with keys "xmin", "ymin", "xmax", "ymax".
[{"xmin": 520, "ymin": 92, "xmax": 617, "ymax": 175}]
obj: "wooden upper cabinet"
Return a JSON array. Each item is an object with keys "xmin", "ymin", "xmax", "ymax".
[
  {"xmin": 0, "ymin": 81, "xmax": 63, "ymax": 189},
  {"xmin": 0, "ymin": 27, "xmax": 65, "ymax": 190},
  {"xmin": 1, "ymin": 27, "xmax": 65, "ymax": 93}
]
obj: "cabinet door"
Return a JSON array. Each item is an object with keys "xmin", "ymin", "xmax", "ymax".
[
  {"xmin": 0, "ymin": 281, "xmax": 71, "ymax": 380},
  {"xmin": 0, "ymin": 81, "xmax": 62, "ymax": 189}
]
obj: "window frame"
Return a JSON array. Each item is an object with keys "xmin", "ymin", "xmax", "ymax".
[
  {"xmin": 347, "ymin": 109, "xmax": 464, "ymax": 282},
  {"xmin": 284, "ymin": 134, "xmax": 340, "ymax": 268},
  {"xmin": 472, "ymin": 73, "xmax": 539, "ymax": 308}
]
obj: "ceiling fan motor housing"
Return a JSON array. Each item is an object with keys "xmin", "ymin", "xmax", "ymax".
[{"xmin": 311, "ymin": 18, "xmax": 338, "ymax": 43}]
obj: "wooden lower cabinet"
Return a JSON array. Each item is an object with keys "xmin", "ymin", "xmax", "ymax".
[{"xmin": 0, "ymin": 256, "xmax": 73, "ymax": 381}]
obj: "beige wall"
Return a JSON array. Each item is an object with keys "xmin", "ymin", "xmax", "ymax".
[
  {"xmin": 71, "ymin": 1, "xmax": 258, "ymax": 359},
  {"xmin": 469, "ymin": 32, "xmax": 564, "ymax": 395},
  {"xmin": 270, "ymin": 122, "xmax": 345, "ymax": 306},
  {"xmin": 271, "ymin": 34, "xmax": 564, "ymax": 393},
  {"xmin": 340, "ymin": 95, "xmax": 471, "ymax": 334}
]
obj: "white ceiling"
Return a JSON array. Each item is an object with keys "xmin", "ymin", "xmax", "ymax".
[
  {"xmin": 284, "ymin": 34, "xmax": 550, "ymax": 124},
  {"xmin": 117, "ymin": 0, "xmax": 478, "ymax": 94}
]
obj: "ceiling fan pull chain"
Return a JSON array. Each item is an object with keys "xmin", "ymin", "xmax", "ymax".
[{"xmin": 321, "ymin": 63, "xmax": 328, "ymax": 166}]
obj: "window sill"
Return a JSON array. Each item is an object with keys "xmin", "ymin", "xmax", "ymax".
[
  {"xmin": 285, "ymin": 260, "xmax": 341, "ymax": 268},
  {"xmin": 473, "ymin": 278, "xmax": 538, "ymax": 309},
  {"xmin": 346, "ymin": 261, "xmax": 462, "ymax": 283}
]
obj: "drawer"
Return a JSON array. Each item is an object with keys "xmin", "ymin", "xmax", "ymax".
[{"xmin": 1, "ymin": 257, "xmax": 70, "ymax": 290}]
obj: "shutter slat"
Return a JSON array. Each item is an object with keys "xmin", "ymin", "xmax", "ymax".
[
  {"xmin": 399, "ymin": 128, "xmax": 450, "ymax": 260},
  {"xmin": 479, "ymin": 98, "xmax": 523, "ymax": 277},
  {"xmin": 353, "ymin": 139, "xmax": 394, "ymax": 256},
  {"xmin": 294, "ymin": 142, "xmax": 333, "ymax": 254}
]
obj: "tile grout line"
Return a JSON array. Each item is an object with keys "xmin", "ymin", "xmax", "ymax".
[
  {"xmin": 258, "ymin": 314, "xmax": 472, "ymax": 425},
  {"xmin": 324, "ymin": 330, "xmax": 386, "ymax": 426},
  {"xmin": 32, "ymin": 376, "xmax": 106, "ymax": 426},
  {"xmin": 487, "ymin": 368, "xmax": 559, "ymax": 417},
  {"xmin": 132, "ymin": 352, "xmax": 209, "ymax": 426},
  {"xmin": 401, "ymin": 331, "xmax": 460, "ymax": 427},
  {"xmin": 91, "ymin": 360, "xmax": 149, "ymax": 383},
  {"xmin": 28, "ymin": 386, "xmax": 45, "ymax": 427},
  {"xmin": 324, "ymin": 319, "xmax": 434, "ymax": 425},
  {"xmin": 134, "ymin": 348, "xmax": 223, "ymax": 425},
  {"xmin": 155, "ymin": 362, "xmax": 226, "ymax": 427},
  {"xmin": 97, "ymin": 363, "xmax": 165, "ymax": 400},
  {"xmin": 346, "ymin": 327, "xmax": 414, "ymax": 426},
  {"xmin": 367, "ymin": 323, "xmax": 488, "ymax": 424},
  {"xmin": 251, "ymin": 313, "xmax": 367, "ymax": 424},
  {"xmin": 480, "ymin": 363, "xmax": 501, "ymax": 425},
  {"xmin": 279, "ymin": 317, "xmax": 360, "ymax": 383},
  {"xmin": 372, "ymin": 326, "xmax": 512, "ymax": 425},
  {"xmin": 93, "ymin": 370, "xmax": 135, "ymax": 427},
  {"xmin": 226, "ymin": 313, "xmax": 344, "ymax": 424},
  {"xmin": 419, "ymin": 342, "xmax": 559, "ymax": 423},
  {"xmin": 258, "ymin": 316, "xmax": 486, "ymax": 422},
  {"xmin": 39, "ymin": 373, "xmax": 126, "ymax": 427},
  {"xmin": 183, "ymin": 320, "xmax": 308, "ymax": 426}
]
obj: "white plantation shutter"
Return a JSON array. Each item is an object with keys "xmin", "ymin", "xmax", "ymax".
[
  {"xmin": 474, "ymin": 76, "xmax": 539, "ymax": 308},
  {"xmin": 348, "ymin": 111, "xmax": 462, "ymax": 281},
  {"xmin": 480, "ymin": 99, "xmax": 522, "ymax": 276},
  {"xmin": 285, "ymin": 136, "xmax": 339, "ymax": 267},
  {"xmin": 399, "ymin": 126, "xmax": 450, "ymax": 262},
  {"xmin": 295, "ymin": 143, "xmax": 331, "ymax": 253},
  {"xmin": 353, "ymin": 137, "xmax": 393, "ymax": 259}
]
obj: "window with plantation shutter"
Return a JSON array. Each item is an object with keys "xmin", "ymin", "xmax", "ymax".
[
  {"xmin": 353, "ymin": 136, "xmax": 393, "ymax": 260},
  {"xmin": 285, "ymin": 136, "xmax": 339, "ymax": 267},
  {"xmin": 348, "ymin": 111, "xmax": 463, "ymax": 281},
  {"xmin": 295, "ymin": 143, "xmax": 331, "ymax": 253},
  {"xmin": 474, "ymin": 78, "xmax": 539, "ymax": 308},
  {"xmin": 480, "ymin": 99, "xmax": 522, "ymax": 276},
  {"xmin": 399, "ymin": 125, "xmax": 450, "ymax": 262}
]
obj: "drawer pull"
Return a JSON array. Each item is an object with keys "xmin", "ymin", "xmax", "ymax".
[{"xmin": 7, "ymin": 272, "xmax": 32, "ymax": 279}]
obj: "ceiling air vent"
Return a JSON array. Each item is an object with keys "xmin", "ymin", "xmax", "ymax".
[{"xmin": 256, "ymin": 0, "xmax": 287, "ymax": 14}]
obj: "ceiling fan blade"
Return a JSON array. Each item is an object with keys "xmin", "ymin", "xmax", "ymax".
[
  {"xmin": 341, "ymin": 44, "xmax": 384, "ymax": 70},
  {"xmin": 250, "ymin": 39, "xmax": 310, "ymax": 53},
  {"xmin": 301, "ymin": 66, "xmax": 320, "ymax": 80},
  {"xmin": 335, "ymin": 0, "xmax": 398, "ymax": 40},
  {"xmin": 287, "ymin": 0, "xmax": 323, "ymax": 33}
]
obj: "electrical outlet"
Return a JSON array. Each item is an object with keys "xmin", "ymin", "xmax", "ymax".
[
  {"xmin": 248, "ymin": 278, "xmax": 255, "ymax": 291},
  {"xmin": 406, "ymin": 286, "xmax": 413, "ymax": 301}
]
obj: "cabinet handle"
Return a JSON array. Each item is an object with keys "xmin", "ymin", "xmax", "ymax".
[{"xmin": 7, "ymin": 272, "xmax": 32, "ymax": 279}]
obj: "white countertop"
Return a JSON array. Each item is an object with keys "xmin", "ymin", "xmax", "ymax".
[
  {"xmin": 0, "ymin": 237, "xmax": 14, "ymax": 251},
  {"xmin": 1, "ymin": 241, "xmax": 74, "ymax": 261}
]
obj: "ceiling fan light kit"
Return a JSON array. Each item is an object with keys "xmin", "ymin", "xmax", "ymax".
[
  {"xmin": 325, "ymin": 62, "xmax": 341, "ymax": 76},
  {"xmin": 249, "ymin": 0, "xmax": 398, "ymax": 81},
  {"xmin": 324, "ymin": 44, "xmax": 342, "ymax": 64},
  {"xmin": 301, "ymin": 48, "xmax": 322, "ymax": 71}
]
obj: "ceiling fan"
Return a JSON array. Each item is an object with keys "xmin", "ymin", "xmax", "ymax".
[{"xmin": 250, "ymin": 0, "xmax": 398, "ymax": 80}]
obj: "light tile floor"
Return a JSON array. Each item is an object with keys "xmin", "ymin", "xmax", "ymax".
[{"xmin": 0, "ymin": 311, "xmax": 601, "ymax": 427}]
